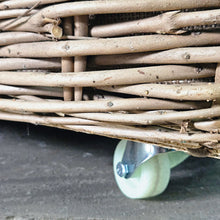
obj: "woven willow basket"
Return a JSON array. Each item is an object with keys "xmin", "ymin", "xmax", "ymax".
[{"xmin": 0, "ymin": 0, "xmax": 220, "ymax": 159}]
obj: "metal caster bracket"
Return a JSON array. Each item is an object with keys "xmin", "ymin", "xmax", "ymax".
[{"xmin": 116, "ymin": 141, "xmax": 169, "ymax": 179}]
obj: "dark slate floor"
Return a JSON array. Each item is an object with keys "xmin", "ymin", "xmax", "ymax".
[{"xmin": 0, "ymin": 121, "xmax": 219, "ymax": 220}]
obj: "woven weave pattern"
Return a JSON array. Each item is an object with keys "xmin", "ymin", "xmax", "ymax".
[{"xmin": 0, "ymin": 0, "xmax": 219, "ymax": 158}]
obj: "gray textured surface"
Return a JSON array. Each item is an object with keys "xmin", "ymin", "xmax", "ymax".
[{"xmin": 0, "ymin": 121, "xmax": 220, "ymax": 220}]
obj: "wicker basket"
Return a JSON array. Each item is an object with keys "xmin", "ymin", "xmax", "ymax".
[{"xmin": 0, "ymin": 0, "xmax": 219, "ymax": 159}]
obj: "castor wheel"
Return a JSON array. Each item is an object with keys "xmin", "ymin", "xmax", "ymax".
[{"xmin": 113, "ymin": 140, "xmax": 189, "ymax": 199}]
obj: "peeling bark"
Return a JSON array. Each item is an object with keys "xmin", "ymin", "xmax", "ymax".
[{"xmin": 91, "ymin": 9, "xmax": 220, "ymax": 37}]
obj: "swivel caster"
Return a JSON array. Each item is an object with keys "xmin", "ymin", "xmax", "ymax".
[{"xmin": 113, "ymin": 140, "xmax": 189, "ymax": 199}]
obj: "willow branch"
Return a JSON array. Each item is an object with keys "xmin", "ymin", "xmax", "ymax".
[
  {"xmin": 3, "ymin": 0, "xmax": 219, "ymax": 29},
  {"xmin": 91, "ymin": 9, "xmax": 220, "ymax": 37},
  {"xmin": 39, "ymin": 124, "xmax": 220, "ymax": 158},
  {"xmin": 92, "ymin": 47, "xmax": 220, "ymax": 66},
  {"xmin": 0, "ymin": 58, "xmax": 61, "ymax": 71},
  {"xmin": 0, "ymin": 65, "xmax": 215, "ymax": 87},
  {"xmin": 59, "ymin": 124, "xmax": 220, "ymax": 149},
  {"xmin": 1, "ymin": 109, "xmax": 218, "ymax": 156},
  {"xmin": 0, "ymin": 1, "xmax": 40, "ymax": 30},
  {"xmin": 0, "ymin": 32, "xmax": 51, "ymax": 46},
  {"xmin": 194, "ymin": 120, "xmax": 220, "ymax": 133},
  {"xmin": 0, "ymin": 98, "xmax": 210, "ymax": 113},
  {"xmin": 1, "ymin": 33, "xmax": 220, "ymax": 57},
  {"xmin": 0, "ymin": 9, "xmax": 38, "ymax": 19},
  {"xmin": 0, "ymin": 0, "xmax": 69, "ymax": 10},
  {"xmin": 0, "ymin": 111, "xmax": 99, "ymax": 125},
  {"xmin": 0, "ymin": 17, "xmax": 57, "ymax": 37},
  {"xmin": 1, "ymin": 0, "xmax": 219, "ymax": 35},
  {"xmin": 81, "ymin": 94, "xmax": 207, "ymax": 114},
  {"xmin": 0, "ymin": 85, "xmax": 63, "ymax": 97},
  {"xmin": 14, "ymin": 95, "xmax": 64, "ymax": 117},
  {"xmin": 2, "ymin": 109, "xmax": 219, "ymax": 156},
  {"xmin": 71, "ymin": 106, "xmax": 220, "ymax": 126},
  {"xmin": 98, "ymin": 83, "xmax": 220, "ymax": 101}
]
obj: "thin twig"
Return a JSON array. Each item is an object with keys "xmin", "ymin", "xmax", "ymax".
[{"xmin": 1, "ymin": 1, "xmax": 40, "ymax": 31}]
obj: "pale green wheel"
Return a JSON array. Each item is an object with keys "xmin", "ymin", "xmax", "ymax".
[
  {"xmin": 113, "ymin": 140, "xmax": 189, "ymax": 199},
  {"xmin": 167, "ymin": 151, "xmax": 189, "ymax": 169},
  {"xmin": 113, "ymin": 140, "xmax": 170, "ymax": 199}
]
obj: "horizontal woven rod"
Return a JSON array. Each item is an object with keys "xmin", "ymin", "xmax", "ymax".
[
  {"xmin": 0, "ymin": 33, "xmax": 220, "ymax": 57},
  {"xmin": 15, "ymin": 94, "xmax": 119, "ymax": 107},
  {"xmin": 0, "ymin": 85, "xmax": 63, "ymax": 97},
  {"xmin": 0, "ymin": 108, "xmax": 218, "ymax": 156},
  {"xmin": 0, "ymin": 111, "xmax": 100, "ymax": 125},
  {"xmin": 0, "ymin": 17, "xmax": 56, "ymax": 36},
  {"xmin": 18, "ymin": 95, "xmax": 61, "ymax": 102},
  {"xmin": 13, "ymin": 95, "xmax": 178, "ymax": 117},
  {"xmin": 18, "ymin": 94, "xmax": 210, "ymax": 110},
  {"xmin": 93, "ymin": 47, "xmax": 220, "ymax": 66},
  {"xmin": 15, "ymin": 93, "xmax": 120, "ymax": 104},
  {"xmin": 64, "ymin": 124, "xmax": 220, "ymax": 158},
  {"xmin": 91, "ymin": 9, "xmax": 220, "ymax": 37},
  {"xmin": 14, "ymin": 95, "xmax": 65, "ymax": 117},
  {"xmin": 60, "ymin": 124, "xmax": 220, "ymax": 148},
  {"xmin": 12, "ymin": 95, "xmax": 199, "ymax": 117},
  {"xmin": 15, "ymin": 95, "xmax": 59, "ymax": 102},
  {"xmin": 0, "ymin": 65, "xmax": 215, "ymax": 87},
  {"xmin": 56, "ymin": 126, "xmax": 187, "ymax": 154},
  {"xmin": 0, "ymin": 0, "xmax": 69, "ymax": 10},
  {"xmin": 71, "ymin": 106, "xmax": 220, "ymax": 125},
  {"xmin": 13, "ymin": 94, "xmax": 136, "ymax": 117},
  {"xmin": 0, "ymin": 58, "xmax": 60, "ymax": 71},
  {"xmin": 0, "ymin": 98, "xmax": 209, "ymax": 113},
  {"xmin": 0, "ymin": 32, "xmax": 51, "ymax": 46},
  {"xmin": 194, "ymin": 119, "xmax": 220, "ymax": 132},
  {"xmin": 3, "ymin": 0, "xmax": 219, "ymax": 31},
  {"xmin": 0, "ymin": 9, "xmax": 38, "ymax": 19},
  {"xmin": 98, "ymin": 83, "xmax": 220, "ymax": 101}
]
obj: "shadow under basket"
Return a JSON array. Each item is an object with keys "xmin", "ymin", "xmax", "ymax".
[{"xmin": 0, "ymin": 0, "xmax": 219, "ymax": 159}]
